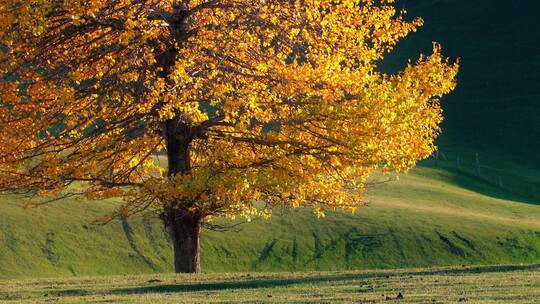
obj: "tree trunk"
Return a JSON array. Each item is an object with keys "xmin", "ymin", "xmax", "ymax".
[
  {"xmin": 163, "ymin": 117, "xmax": 203, "ymax": 273},
  {"xmin": 157, "ymin": 7, "xmax": 204, "ymax": 272},
  {"xmin": 165, "ymin": 209, "xmax": 202, "ymax": 273}
]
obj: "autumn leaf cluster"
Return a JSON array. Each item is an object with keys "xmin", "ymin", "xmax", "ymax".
[{"xmin": 0, "ymin": 0, "xmax": 458, "ymax": 220}]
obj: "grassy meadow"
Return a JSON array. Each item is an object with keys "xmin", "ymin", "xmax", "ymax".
[{"xmin": 1, "ymin": 264, "xmax": 539, "ymax": 303}]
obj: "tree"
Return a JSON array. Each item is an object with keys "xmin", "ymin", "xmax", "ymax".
[{"xmin": 0, "ymin": 0, "xmax": 458, "ymax": 273}]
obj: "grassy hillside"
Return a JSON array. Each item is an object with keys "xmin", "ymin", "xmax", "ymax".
[
  {"xmin": 389, "ymin": 0, "xmax": 540, "ymax": 166},
  {"xmin": 382, "ymin": 0, "xmax": 540, "ymax": 202},
  {"xmin": 1, "ymin": 167, "xmax": 539, "ymax": 278},
  {"xmin": 368, "ymin": 0, "xmax": 540, "ymax": 204},
  {"xmin": 1, "ymin": 264, "xmax": 539, "ymax": 303}
]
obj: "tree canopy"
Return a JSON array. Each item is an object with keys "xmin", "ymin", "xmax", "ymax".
[{"xmin": 0, "ymin": 0, "xmax": 458, "ymax": 272}]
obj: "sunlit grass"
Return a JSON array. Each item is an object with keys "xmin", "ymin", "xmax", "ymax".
[
  {"xmin": 1, "ymin": 264, "xmax": 538, "ymax": 303},
  {"xmin": 1, "ymin": 166, "xmax": 539, "ymax": 279}
]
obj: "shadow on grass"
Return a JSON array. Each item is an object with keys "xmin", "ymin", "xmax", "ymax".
[
  {"xmin": 108, "ymin": 264, "xmax": 540, "ymax": 295},
  {"xmin": 418, "ymin": 164, "xmax": 540, "ymax": 205}
]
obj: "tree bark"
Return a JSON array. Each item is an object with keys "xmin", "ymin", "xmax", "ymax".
[
  {"xmin": 165, "ymin": 118, "xmax": 191, "ymax": 175},
  {"xmin": 154, "ymin": 3, "xmax": 204, "ymax": 273},
  {"xmin": 163, "ymin": 117, "xmax": 203, "ymax": 273},
  {"xmin": 165, "ymin": 208, "xmax": 202, "ymax": 273}
]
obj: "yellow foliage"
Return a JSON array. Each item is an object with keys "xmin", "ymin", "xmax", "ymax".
[{"xmin": 0, "ymin": 0, "xmax": 458, "ymax": 221}]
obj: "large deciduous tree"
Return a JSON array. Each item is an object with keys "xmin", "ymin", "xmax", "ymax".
[{"xmin": 0, "ymin": 0, "xmax": 458, "ymax": 273}]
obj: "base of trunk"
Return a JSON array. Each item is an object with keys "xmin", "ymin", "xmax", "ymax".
[{"xmin": 163, "ymin": 208, "xmax": 202, "ymax": 273}]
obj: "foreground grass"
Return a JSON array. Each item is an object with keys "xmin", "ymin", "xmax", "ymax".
[{"xmin": 1, "ymin": 264, "xmax": 539, "ymax": 303}]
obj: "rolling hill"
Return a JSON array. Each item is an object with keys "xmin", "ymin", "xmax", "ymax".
[
  {"xmin": 1, "ymin": 167, "xmax": 539, "ymax": 278},
  {"xmin": 386, "ymin": 0, "xmax": 540, "ymax": 200}
]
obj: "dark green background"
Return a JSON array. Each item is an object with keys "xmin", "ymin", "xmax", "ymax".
[{"xmin": 388, "ymin": 0, "xmax": 540, "ymax": 168}]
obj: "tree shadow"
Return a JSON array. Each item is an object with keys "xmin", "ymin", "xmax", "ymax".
[
  {"xmin": 109, "ymin": 264, "xmax": 540, "ymax": 295},
  {"xmin": 121, "ymin": 218, "xmax": 159, "ymax": 270},
  {"xmin": 418, "ymin": 164, "xmax": 540, "ymax": 205},
  {"xmin": 444, "ymin": 168, "xmax": 540, "ymax": 205}
]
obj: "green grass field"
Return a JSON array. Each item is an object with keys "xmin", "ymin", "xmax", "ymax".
[
  {"xmin": 1, "ymin": 166, "xmax": 539, "ymax": 278},
  {"xmin": 1, "ymin": 264, "xmax": 539, "ymax": 303}
]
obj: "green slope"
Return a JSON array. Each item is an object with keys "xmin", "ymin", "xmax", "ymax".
[
  {"xmin": 389, "ymin": 0, "xmax": 540, "ymax": 162},
  {"xmin": 385, "ymin": 0, "xmax": 540, "ymax": 200},
  {"xmin": 1, "ymin": 167, "xmax": 539, "ymax": 278}
]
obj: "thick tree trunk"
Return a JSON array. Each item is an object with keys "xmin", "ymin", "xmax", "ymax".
[
  {"xmin": 165, "ymin": 209, "xmax": 202, "ymax": 273},
  {"xmin": 163, "ymin": 117, "xmax": 203, "ymax": 273},
  {"xmin": 165, "ymin": 118, "xmax": 191, "ymax": 175},
  {"xmin": 156, "ymin": 4, "xmax": 205, "ymax": 273}
]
